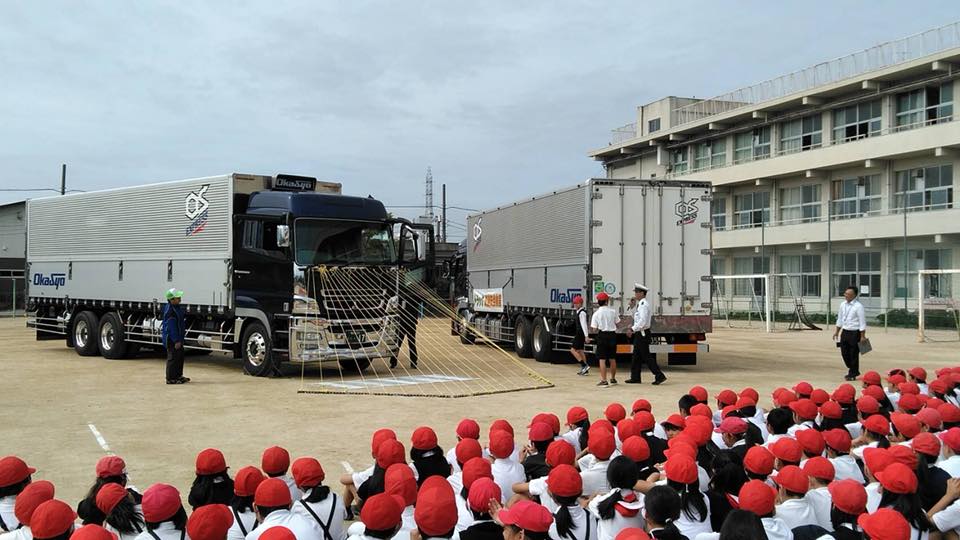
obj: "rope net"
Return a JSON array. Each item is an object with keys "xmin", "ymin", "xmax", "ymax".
[{"xmin": 296, "ymin": 266, "xmax": 553, "ymax": 398}]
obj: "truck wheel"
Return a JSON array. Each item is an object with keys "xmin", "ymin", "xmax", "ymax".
[
  {"xmin": 98, "ymin": 312, "xmax": 129, "ymax": 359},
  {"xmin": 73, "ymin": 311, "xmax": 100, "ymax": 357},
  {"xmin": 458, "ymin": 312, "xmax": 476, "ymax": 344},
  {"xmin": 532, "ymin": 318, "xmax": 553, "ymax": 363},
  {"xmin": 242, "ymin": 322, "xmax": 276, "ymax": 376},
  {"xmin": 514, "ymin": 316, "xmax": 533, "ymax": 358},
  {"xmin": 339, "ymin": 358, "xmax": 371, "ymax": 372}
]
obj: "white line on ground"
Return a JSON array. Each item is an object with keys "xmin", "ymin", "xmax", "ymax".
[
  {"xmin": 87, "ymin": 423, "xmax": 112, "ymax": 453},
  {"xmin": 341, "ymin": 461, "xmax": 354, "ymax": 474}
]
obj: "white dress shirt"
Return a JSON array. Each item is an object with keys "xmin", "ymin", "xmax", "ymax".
[
  {"xmin": 0, "ymin": 497, "xmax": 18, "ymax": 532},
  {"xmin": 835, "ymin": 300, "xmax": 866, "ymax": 331},
  {"xmin": 0, "ymin": 528, "xmax": 30, "ymax": 540},
  {"xmin": 804, "ymin": 486, "xmax": 833, "ymax": 531},
  {"xmin": 280, "ymin": 475, "xmax": 303, "ymax": 503},
  {"xmin": 587, "ymin": 489, "xmax": 645, "ymax": 540},
  {"xmin": 454, "ymin": 491, "xmax": 473, "ymax": 532},
  {"xmin": 590, "ymin": 307, "xmax": 619, "ymax": 332},
  {"xmin": 246, "ymin": 509, "xmax": 322, "ymax": 540},
  {"xmin": 631, "ymin": 298, "xmax": 651, "ymax": 333},
  {"xmin": 938, "ymin": 455, "xmax": 960, "ymax": 477},
  {"xmin": 446, "ymin": 447, "xmax": 461, "ymax": 473},
  {"xmin": 580, "ymin": 458, "xmax": 611, "ymax": 497},
  {"xmin": 775, "ymin": 497, "xmax": 818, "ymax": 530},
  {"xmin": 528, "ymin": 476, "xmax": 559, "ymax": 514},
  {"xmin": 932, "ymin": 499, "xmax": 960, "ymax": 535},
  {"xmin": 830, "ymin": 455, "xmax": 865, "ymax": 484},
  {"xmin": 292, "ymin": 492, "xmax": 347, "ymax": 540},
  {"xmin": 674, "ymin": 496, "xmax": 712, "ymax": 540},
  {"xmin": 227, "ymin": 509, "xmax": 257, "ymax": 540},
  {"xmin": 578, "ymin": 309, "xmax": 590, "ymax": 336},
  {"xmin": 561, "ymin": 428, "xmax": 583, "ymax": 454},
  {"xmin": 548, "ymin": 505, "xmax": 596, "ymax": 540},
  {"xmin": 760, "ymin": 517, "xmax": 795, "ymax": 540},
  {"xmin": 492, "ymin": 458, "xmax": 525, "ymax": 503},
  {"xmin": 865, "ymin": 483, "xmax": 881, "ymax": 513},
  {"xmin": 134, "ymin": 523, "xmax": 189, "ymax": 540},
  {"xmin": 447, "ymin": 471, "xmax": 463, "ymax": 495}
]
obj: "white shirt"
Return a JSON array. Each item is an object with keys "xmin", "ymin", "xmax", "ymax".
[
  {"xmin": 748, "ymin": 416, "xmax": 770, "ymax": 443},
  {"xmin": 844, "ymin": 422, "xmax": 863, "ymax": 440},
  {"xmin": 227, "ymin": 509, "xmax": 257, "ymax": 540},
  {"xmin": 578, "ymin": 310, "xmax": 590, "ymax": 336},
  {"xmin": 865, "ymin": 483, "xmax": 881, "ymax": 513},
  {"xmin": 246, "ymin": 510, "xmax": 323, "ymax": 540},
  {"xmin": 0, "ymin": 528, "xmax": 30, "ymax": 540},
  {"xmin": 835, "ymin": 300, "xmax": 866, "ymax": 331},
  {"xmin": 105, "ymin": 524, "xmax": 141, "ymax": 540},
  {"xmin": 454, "ymin": 492, "xmax": 473, "ymax": 532},
  {"xmin": 528, "ymin": 476, "xmax": 559, "ymax": 514},
  {"xmin": 932, "ymin": 498, "xmax": 960, "ymax": 534},
  {"xmin": 631, "ymin": 298, "xmax": 651, "ymax": 333},
  {"xmin": 805, "ymin": 487, "xmax": 833, "ymax": 531},
  {"xmin": 292, "ymin": 492, "xmax": 347, "ymax": 540},
  {"xmin": 938, "ymin": 455, "xmax": 960, "ymax": 477},
  {"xmin": 549, "ymin": 505, "xmax": 596, "ymax": 540},
  {"xmin": 491, "ymin": 458, "xmax": 525, "ymax": 503},
  {"xmin": 351, "ymin": 465, "xmax": 374, "ymax": 489},
  {"xmin": 561, "ymin": 428, "xmax": 583, "ymax": 455},
  {"xmin": 787, "ymin": 422, "xmax": 816, "ymax": 437},
  {"xmin": 711, "ymin": 431, "xmax": 730, "ymax": 450},
  {"xmin": 591, "ymin": 307, "xmax": 619, "ymax": 332},
  {"xmin": 0, "ymin": 497, "xmax": 18, "ymax": 532},
  {"xmin": 281, "ymin": 475, "xmax": 303, "ymax": 503},
  {"xmin": 830, "ymin": 455, "xmax": 865, "ymax": 484},
  {"xmin": 134, "ymin": 523, "xmax": 190, "ymax": 540},
  {"xmin": 760, "ymin": 517, "xmax": 795, "ymax": 540},
  {"xmin": 851, "ymin": 441, "xmax": 878, "ymax": 460},
  {"xmin": 579, "ymin": 459, "xmax": 611, "ymax": 497},
  {"xmin": 674, "ymin": 496, "xmax": 712, "ymax": 539},
  {"xmin": 447, "ymin": 472, "xmax": 463, "ymax": 495},
  {"xmin": 446, "ymin": 447, "xmax": 461, "ymax": 473},
  {"xmin": 775, "ymin": 498, "xmax": 818, "ymax": 530},
  {"xmin": 587, "ymin": 489, "xmax": 645, "ymax": 540}
]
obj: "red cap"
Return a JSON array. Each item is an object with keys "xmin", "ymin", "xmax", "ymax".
[
  {"xmin": 233, "ymin": 466, "xmax": 265, "ymax": 497},
  {"xmin": 291, "ymin": 457, "xmax": 325, "ymax": 489},
  {"xmin": 414, "ymin": 476, "xmax": 458, "ymax": 535},
  {"xmin": 856, "ymin": 396, "xmax": 880, "ymax": 415},
  {"xmin": 939, "ymin": 404, "xmax": 960, "ymax": 423},
  {"xmin": 30, "ymin": 500, "xmax": 76, "ymax": 540},
  {"xmin": 71, "ymin": 525, "xmax": 118, "ymax": 540},
  {"xmin": 411, "ymin": 426, "xmax": 439, "ymax": 451},
  {"xmin": 566, "ymin": 406, "xmax": 589, "ymax": 426},
  {"xmin": 371, "ymin": 428, "xmax": 398, "ymax": 454},
  {"xmin": 683, "ymin": 416, "xmax": 714, "ymax": 447},
  {"xmin": 891, "ymin": 413, "xmax": 922, "ymax": 440},
  {"xmin": 888, "ymin": 445, "xmax": 918, "ymax": 470},
  {"xmin": 528, "ymin": 422, "xmax": 553, "ymax": 443},
  {"xmin": 260, "ymin": 446, "xmax": 290, "ymax": 476},
  {"xmin": 360, "ymin": 493, "xmax": 404, "ymax": 531},
  {"xmin": 795, "ymin": 429, "xmax": 825, "ymax": 456},
  {"xmin": 185, "ymin": 504, "xmax": 233, "ymax": 540},
  {"xmin": 770, "ymin": 437, "xmax": 802, "ymax": 464},
  {"xmin": 572, "ymin": 295, "xmax": 583, "ymax": 305},
  {"xmin": 910, "ymin": 431, "xmax": 940, "ymax": 458},
  {"xmin": 529, "ymin": 413, "xmax": 560, "ymax": 436},
  {"xmin": 887, "ymin": 372, "xmax": 907, "ymax": 385},
  {"xmin": 735, "ymin": 396, "xmax": 757, "ymax": 410},
  {"xmin": 596, "ymin": 292, "xmax": 609, "ymax": 302},
  {"xmin": 939, "ymin": 427, "xmax": 960, "ymax": 452},
  {"xmin": 861, "ymin": 371, "xmax": 882, "ymax": 386},
  {"xmin": 15, "ymin": 480, "xmax": 54, "ymax": 525},
  {"xmin": 738, "ymin": 480, "xmax": 776, "ymax": 516},
  {"xmin": 909, "ymin": 367, "xmax": 927, "ymax": 381},
  {"xmin": 930, "ymin": 379, "xmax": 949, "ymax": 396},
  {"xmin": 689, "ymin": 404, "xmax": 712, "ymax": 419},
  {"xmin": 462, "ymin": 457, "xmax": 493, "ymax": 490},
  {"xmin": 467, "ymin": 477, "xmax": 501, "ymax": 514},
  {"xmin": 196, "ymin": 449, "xmax": 227, "ymax": 475},
  {"xmin": 689, "ymin": 385, "xmax": 709, "ymax": 402},
  {"xmin": 621, "ymin": 436, "xmax": 650, "ymax": 463},
  {"xmin": 820, "ymin": 400, "xmax": 843, "ymax": 420},
  {"xmin": 615, "ymin": 529, "xmax": 652, "ymax": 540},
  {"xmin": 716, "ymin": 389, "xmax": 738, "ymax": 406},
  {"xmin": 546, "ymin": 464, "xmax": 582, "ymax": 498},
  {"xmin": 802, "ymin": 457, "xmax": 835, "ymax": 482},
  {"xmin": 662, "ymin": 414, "xmax": 686, "ymax": 430},
  {"xmin": 631, "ymin": 399, "xmax": 652, "ymax": 413},
  {"xmin": 490, "ymin": 419, "xmax": 514, "ymax": 436},
  {"xmin": 744, "ymin": 446, "xmax": 775, "ymax": 476},
  {"xmin": 828, "ymin": 479, "xmax": 867, "ymax": 515},
  {"xmin": 588, "ymin": 431, "xmax": 616, "ymax": 460},
  {"xmin": 497, "ymin": 500, "xmax": 553, "ymax": 533},
  {"xmin": 95, "ymin": 456, "xmax": 126, "ymax": 479},
  {"xmin": 823, "ymin": 429, "xmax": 853, "ymax": 453},
  {"xmin": 772, "ymin": 465, "xmax": 809, "ymax": 494},
  {"xmin": 664, "ymin": 454, "xmax": 698, "ymax": 485},
  {"xmin": 0, "ymin": 456, "xmax": 36, "ymax": 488},
  {"xmin": 259, "ymin": 528, "xmax": 294, "ymax": 540},
  {"xmin": 545, "ymin": 440, "xmax": 575, "ymax": 467},
  {"xmin": 142, "ymin": 483, "xmax": 181, "ymax": 523},
  {"xmin": 489, "ymin": 430, "xmax": 515, "ymax": 459},
  {"xmin": 455, "ymin": 438, "xmax": 483, "ymax": 465},
  {"xmin": 862, "ymin": 384, "xmax": 886, "ymax": 402},
  {"xmin": 927, "ymin": 397, "xmax": 947, "ymax": 410},
  {"xmin": 385, "ymin": 464, "xmax": 417, "ymax": 507},
  {"xmin": 591, "ymin": 419, "xmax": 615, "ymax": 434},
  {"xmin": 832, "ymin": 384, "xmax": 856, "ymax": 405},
  {"xmin": 604, "ymin": 402, "xmax": 627, "ymax": 423},
  {"xmin": 917, "ymin": 408, "xmax": 943, "ymax": 430},
  {"xmin": 254, "ymin": 478, "xmax": 292, "ymax": 508},
  {"xmin": 376, "ymin": 439, "xmax": 406, "ymax": 469},
  {"xmin": 616, "ymin": 418, "xmax": 640, "ymax": 442},
  {"xmin": 874, "ymin": 462, "xmax": 917, "ymax": 494},
  {"xmin": 899, "ymin": 382, "xmax": 920, "ymax": 396},
  {"xmin": 793, "ymin": 381, "xmax": 813, "ymax": 397},
  {"xmin": 789, "ymin": 399, "xmax": 818, "ymax": 421},
  {"xmin": 634, "ymin": 411, "xmax": 656, "ymax": 432},
  {"xmin": 898, "ymin": 393, "xmax": 922, "ymax": 413},
  {"xmin": 810, "ymin": 389, "xmax": 830, "ymax": 406},
  {"xmin": 664, "ymin": 437, "xmax": 698, "ymax": 460},
  {"xmin": 95, "ymin": 483, "xmax": 128, "ymax": 515},
  {"xmin": 858, "ymin": 508, "xmax": 911, "ymax": 540},
  {"xmin": 456, "ymin": 418, "xmax": 480, "ymax": 439},
  {"xmin": 774, "ymin": 389, "xmax": 798, "ymax": 408},
  {"xmin": 862, "ymin": 414, "xmax": 890, "ymax": 436},
  {"xmin": 740, "ymin": 387, "xmax": 760, "ymax": 403},
  {"xmin": 863, "ymin": 448, "xmax": 894, "ymax": 478},
  {"xmin": 714, "ymin": 417, "xmax": 748, "ymax": 435}
]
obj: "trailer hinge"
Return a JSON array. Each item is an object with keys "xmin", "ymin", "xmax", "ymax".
[
  {"xmin": 700, "ymin": 194, "xmax": 714, "ymax": 202},
  {"xmin": 588, "ymin": 274, "xmax": 603, "ymax": 282},
  {"xmin": 590, "ymin": 247, "xmax": 603, "ymax": 254},
  {"xmin": 701, "ymin": 249, "xmax": 714, "ymax": 256},
  {"xmin": 701, "ymin": 275, "xmax": 713, "ymax": 282},
  {"xmin": 700, "ymin": 222, "xmax": 712, "ymax": 229},
  {"xmin": 591, "ymin": 191, "xmax": 603, "ymax": 200},
  {"xmin": 701, "ymin": 302, "xmax": 713, "ymax": 309},
  {"xmin": 590, "ymin": 220, "xmax": 603, "ymax": 227}
]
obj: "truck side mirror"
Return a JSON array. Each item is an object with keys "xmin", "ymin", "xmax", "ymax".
[{"xmin": 276, "ymin": 224, "xmax": 291, "ymax": 248}]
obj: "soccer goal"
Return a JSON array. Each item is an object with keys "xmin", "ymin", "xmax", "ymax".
[
  {"xmin": 711, "ymin": 274, "xmax": 772, "ymax": 332},
  {"xmin": 917, "ymin": 269, "xmax": 960, "ymax": 342}
]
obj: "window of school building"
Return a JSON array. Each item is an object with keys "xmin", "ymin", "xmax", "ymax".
[
  {"xmin": 780, "ymin": 115, "xmax": 822, "ymax": 154},
  {"xmin": 734, "ymin": 127, "xmax": 770, "ymax": 164},
  {"xmin": 832, "ymin": 252, "xmax": 881, "ymax": 298},
  {"xmin": 895, "ymin": 82, "xmax": 953, "ymax": 130},
  {"xmin": 894, "ymin": 164, "xmax": 953, "ymax": 212},
  {"xmin": 733, "ymin": 191, "xmax": 770, "ymax": 229},
  {"xmin": 671, "ymin": 147, "xmax": 688, "ymax": 173},
  {"xmin": 712, "ymin": 197, "xmax": 727, "ymax": 231},
  {"xmin": 733, "ymin": 256, "xmax": 770, "ymax": 296},
  {"xmin": 832, "ymin": 100, "xmax": 881, "ymax": 143},
  {"xmin": 779, "ymin": 254, "xmax": 822, "ymax": 297},
  {"xmin": 831, "ymin": 175, "xmax": 881, "ymax": 219},
  {"xmin": 894, "ymin": 249, "xmax": 953, "ymax": 298},
  {"xmin": 780, "ymin": 184, "xmax": 821, "ymax": 224}
]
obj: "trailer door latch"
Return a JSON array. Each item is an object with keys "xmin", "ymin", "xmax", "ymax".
[
  {"xmin": 590, "ymin": 247, "xmax": 603, "ymax": 254},
  {"xmin": 590, "ymin": 220, "xmax": 603, "ymax": 227}
]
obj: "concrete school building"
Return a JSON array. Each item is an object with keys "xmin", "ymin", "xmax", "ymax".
[{"xmin": 590, "ymin": 22, "xmax": 960, "ymax": 319}]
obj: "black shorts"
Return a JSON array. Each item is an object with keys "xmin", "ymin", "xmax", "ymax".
[
  {"xmin": 594, "ymin": 331, "xmax": 617, "ymax": 359},
  {"xmin": 571, "ymin": 333, "xmax": 585, "ymax": 350}
]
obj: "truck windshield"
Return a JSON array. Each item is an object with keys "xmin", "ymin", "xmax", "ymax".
[{"xmin": 294, "ymin": 219, "xmax": 397, "ymax": 266}]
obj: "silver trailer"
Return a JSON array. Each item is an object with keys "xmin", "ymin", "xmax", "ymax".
[{"xmin": 460, "ymin": 178, "xmax": 712, "ymax": 364}]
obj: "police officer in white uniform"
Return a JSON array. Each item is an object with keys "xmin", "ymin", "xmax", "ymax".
[
  {"xmin": 625, "ymin": 284, "xmax": 666, "ymax": 385},
  {"xmin": 832, "ymin": 285, "xmax": 867, "ymax": 381}
]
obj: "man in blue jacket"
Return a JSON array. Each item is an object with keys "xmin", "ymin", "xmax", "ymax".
[{"xmin": 162, "ymin": 287, "xmax": 190, "ymax": 384}]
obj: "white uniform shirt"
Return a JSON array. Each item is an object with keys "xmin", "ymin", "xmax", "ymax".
[
  {"xmin": 491, "ymin": 458, "xmax": 525, "ymax": 503},
  {"xmin": 631, "ymin": 299, "xmax": 651, "ymax": 333},
  {"xmin": 865, "ymin": 483, "xmax": 881, "ymax": 513},
  {"xmin": 932, "ymin": 498, "xmax": 960, "ymax": 535},
  {"xmin": 227, "ymin": 509, "xmax": 257, "ymax": 540},
  {"xmin": 281, "ymin": 475, "xmax": 303, "ymax": 503},
  {"xmin": 587, "ymin": 489, "xmax": 645, "ymax": 540},
  {"xmin": 674, "ymin": 497, "xmax": 712, "ymax": 540},
  {"xmin": 351, "ymin": 465, "xmax": 374, "ymax": 489},
  {"xmin": 447, "ymin": 472, "xmax": 463, "ymax": 495},
  {"xmin": 0, "ymin": 497, "xmax": 18, "ymax": 533},
  {"xmin": 760, "ymin": 517, "xmax": 794, "ymax": 540},
  {"xmin": 549, "ymin": 505, "xmax": 596, "ymax": 540},
  {"xmin": 342, "ymin": 506, "xmax": 413, "ymax": 540},
  {"xmin": 844, "ymin": 422, "xmax": 863, "ymax": 440},
  {"xmin": 292, "ymin": 492, "xmax": 347, "ymax": 540},
  {"xmin": 454, "ymin": 492, "xmax": 473, "ymax": 532},
  {"xmin": 245, "ymin": 509, "xmax": 323, "ymax": 540},
  {"xmin": 804, "ymin": 486, "xmax": 833, "ymax": 531},
  {"xmin": 527, "ymin": 476, "xmax": 559, "ymax": 514},
  {"xmin": 446, "ymin": 447, "xmax": 461, "ymax": 473},
  {"xmin": 134, "ymin": 523, "xmax": 189, "ymax": 540},
  {"xmin": 579, "ymin": 459, "xmax": 611, "ymax": 497},
  {"xmin": 835, "ymin": 300, "xmax": 866, "ymax": 331},
  {"xmin": 578, "ymin": 310, "xmax": 590, "ymax": 336},
  {"xmin": 748, "ymin": 416, "xmax": 770, "ymax": 443},
  {"xmin": 590, "ymin": 307, "xmax": 619, "ymax": 332},
  {"xmin": 829, "ymin": 455, "xmax": 865, "ymax": 484},
  {"xmin": 560, "ymin": 428, "xmax": 583, "ymax": 455},
  {"xmin": 710, "ymin": 431, "xmax": 730, "ymax": 450},
  {"xmin": 775, "ymin": 497, "xmax": 818, "ymax": 530},
  {"xmin": 787, "ymin": 422, "xmax": 816, "ymax": 437},
  {"xmin": 0, "ymin": 527, "xmax": 30, "ymax": 540},
  {"xmin": 851, "ymin": 441, "xmax": 878, "ymax": 460},
  {"xmin": 105, "ymin": 524, "xmax": 141, "ymax": 540},
  {"xmin": 938, "ymin": 455, "xmax": 960, "ymax": 477}
]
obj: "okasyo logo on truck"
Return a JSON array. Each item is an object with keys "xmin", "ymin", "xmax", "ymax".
[
  {"xmin": 185, "ymin": 184, "xmax": 210, "ymax": 237},
  {"xmin": 550, "ymin": 288, "xmax": 583, "ymax": 303},
  {"xmin": 33, "ymin": 273, "xmax": 66, "ymax": 289}
]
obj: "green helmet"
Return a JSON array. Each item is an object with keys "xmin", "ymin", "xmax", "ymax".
[{"xmin": 165, "ymin": 288, "xmax": 184, "ymax": 300}]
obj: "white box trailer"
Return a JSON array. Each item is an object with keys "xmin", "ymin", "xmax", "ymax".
[{"xmin": 459, "ymin": 178, "xmax": 712, "ymax": 364}]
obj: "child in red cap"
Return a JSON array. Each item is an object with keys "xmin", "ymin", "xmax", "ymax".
[
  {"xmin": 771, "ymin": 466, "xmax": 817, "ymax": 530},
  {"xmin": 261, "ymin": 447, "xmax": 300, "ymax": 502},
  {"xmin": 77, "ymin": 456, "xmax": 140, "ymax": 528},
  {"xmin": 189, "ymin": 449, "xmax": 234, "ymax": 510},
  {"xmin": 228, "ymin": 466, "xmax": 265, "ymax": 540},
  {"xmin": 586, "ymin": 457, "xmax": 643, "ymax": 538},
  {"xmin": 246, "ymin": 478, "xmax": 318, "ymax": 540},
  {"xmin": 339, "ymin": 429, "xmax": 397, "ymax": 519},
  {"xmin": 589, "ymin": 292, "xmax": 619, "ymax": 387},
  {"xmin": 489, "ymin": 431, "xmax": 524, "ymax": 504},
  {"xmin": 289, "ymin": 457, "xmax": 346, "ymax": 540},
  {"xmin": 445, "ymin": 419, "xmax": 480, "ymax": 474}
]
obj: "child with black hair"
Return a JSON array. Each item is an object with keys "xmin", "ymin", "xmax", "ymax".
[
  {"xmin": 875, "ymin": 463, "xmax": 932, "ymax": 539},
  {"xmin": 78, "ymin": 457, "xmax": 142, "ymax": 527},
  {"xmin": 716, "ymin": 509, "xmax": 766, "ymax": 540},
  {"xmin": 543, "ymin": 465, "xmax": 594, "ymax": 540},
  {"xmin": 227, "ymin": 467, "xmax": 264, "ymax": 540},
  {"xmin": 522, "ymin": 423, "xmax": 554, "ymax": 482},
  {"xmin": 0, "ymin": 456, "xmax": 35, "ymax": 532},
  {"xmin": 589, "ymin": 292, "xmax": 619, "ymax": 387},
  {"xmin": 643, "ymin": 486, "xmax": 687, "ymax": 540},
  {"xmin": 134, "ymin": 484, "xmax": 187, "ymax": 540},
  {"xmin": 586, "ymin": 456, "xmax": 644, "ymax": 540},
  {"xmin": 706, "ymin": 452, "xmax": 746, "ymax": 532},
  {"xmin": 95, "ymin": 483, "xmax": 144, "ymax": 540},
  {"xmin": 291, "ymin": 458, "xmax": 347, "ymax": 540},
  {"xmin": 677, "ymin": 395, "xmax": 698, "ymax": 418},
  {"xmin": 459, "ymin": 478, "xmax": 502, "ymax": 540},
  {"xmin": 764, "ymin": 408, "xmax": 793, "ymax": 448},
  {"xmin": 188, "ymin": 450, "xmax": 234, "ymax": 510},
  {"xmin": 663, "ymin": 455, "xmax": 711, "ymax": 539}
]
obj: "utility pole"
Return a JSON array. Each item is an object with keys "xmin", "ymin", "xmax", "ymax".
[
  {"xmin": 424, "ymin": 167, "xmax": 434, "ymax": 222},
  {"xmin": 441, "ymin": 183, "xmax": 447, "ymax": 243},
  {"xmin": 60, "ymin": 164, "xmax": 66, "ymax": 195}
]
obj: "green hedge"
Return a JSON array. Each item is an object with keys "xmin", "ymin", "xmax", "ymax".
[{"xmin": 718, "ymin": 309, "xmax": 959, "ymax": 330}]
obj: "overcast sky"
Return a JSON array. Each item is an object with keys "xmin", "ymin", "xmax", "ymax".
[{"xmin": 2, "ymin": 2, "xmax": 956, "ymax": 237}]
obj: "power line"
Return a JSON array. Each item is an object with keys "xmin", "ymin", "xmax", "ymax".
[
  {"xmin": 385, "ymin": 205, "xmax": 478, "ymax": 212},
  {"xmin": 0, "ymin": 188, "xmax": 86, "ymax": 193}
]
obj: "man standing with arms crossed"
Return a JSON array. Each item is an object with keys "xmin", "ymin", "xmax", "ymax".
[
  {"xmin": 625, "ymin": 283, "xmax": 666, "ymax": 385},
  {"xmin": 162, "ymin": 287, "xmax": 190, "ymax": 385},
  {"xmin": 832, "ymin": 285, "xmax": 866, "ymax": 382}
]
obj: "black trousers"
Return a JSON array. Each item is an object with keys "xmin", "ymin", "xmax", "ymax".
[
  {"xmin": 839, "ymin": 329, "xmax": 860, "ymax": 377},
  {"xmin": 631, "ymin": 331, "xmax": 664, "ymax": 381},
  {"xmin": 166, "ymin": 343, "xmax": 184, "ymax": 381},
  {"xmin": 397, "ymin": 323, "xmax": 418, "ymax": 365}
]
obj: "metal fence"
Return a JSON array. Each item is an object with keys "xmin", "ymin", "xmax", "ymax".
[
  {"xmin": 0, "ymin": 276, "xmax": 25, "ymax": 317},
  {"xmin": 611, "ymin": 123, "xmax": 638, "ymax": 144}
]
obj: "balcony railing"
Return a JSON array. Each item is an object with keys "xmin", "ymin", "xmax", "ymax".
[
  {"xmin": 713, "ymin": 200, "xmax": 955, "ymax": 233},
  {"xmin": 610, "ymin": 123, "xmax": 638, "ymax": 144}
]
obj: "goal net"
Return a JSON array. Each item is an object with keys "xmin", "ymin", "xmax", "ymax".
[
  {"xmin": 918, "ymin": 269, "xmax": 960, "ymax": 343},
  {"xmin": 711, "ymin": 274, "xmax": 772, "ymax": 332}
]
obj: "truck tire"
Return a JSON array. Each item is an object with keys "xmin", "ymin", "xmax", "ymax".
[
  {"xmin": 532, "ymin": 318, "xmax": 553, "ymax": 363},
  {"xmin": 458, "ymin": 312, "xmax": 476, "ymax": 344},
  {"xmin": 73, "ymin": 311, "xmax": 100, "ymax": 357},
  {"xmin": 514, "ymin": 316, "xmax": 533, "ymax": 358},
  {"xmin": 98, "ymin": 312, "xmax": 129, "ymax": 359},
  {"xmin": 339, "ymin": 358, "xmax": 371, "ymax": 372},
  {"xmin": 242, "ymin": 322, "xmax": 276, "ymax": 377}
]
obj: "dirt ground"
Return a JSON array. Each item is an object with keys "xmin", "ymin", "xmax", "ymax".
[{"xmin": 2, "ymin": 316, "xmax": 958, "ymax": 508}]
